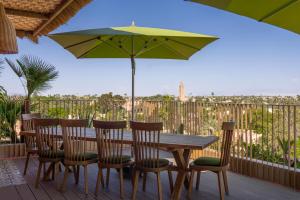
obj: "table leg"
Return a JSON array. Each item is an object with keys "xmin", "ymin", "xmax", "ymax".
[{"xmin": 171, "ymin": 149, "xmax": 191, "ymax": 200}]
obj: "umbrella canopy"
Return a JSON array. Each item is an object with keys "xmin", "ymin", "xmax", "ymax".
[
  {"xmin": 48, "ymin": 23, "xmax": 218, "ymax": 119},
  {"xmin": 188, "ymin": 0, "xmax": 300, "ymax": 35}
]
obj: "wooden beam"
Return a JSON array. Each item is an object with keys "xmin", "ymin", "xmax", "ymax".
[
  {"xmin": 33, "ymin": 0, "xmax": 75, "ymax": 37},
  {"xmin": 5, "ymin": 8, "xmax": 49, "ymax": 20}
]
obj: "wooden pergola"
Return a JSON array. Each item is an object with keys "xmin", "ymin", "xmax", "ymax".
[{"xmin": 3, "ymin": 0, "xmax": 92, "ymax": 42}]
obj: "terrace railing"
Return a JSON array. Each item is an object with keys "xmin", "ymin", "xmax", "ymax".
[{"xmin": 0, "ymin": 98, "xmax": 299, "ymax": 189}]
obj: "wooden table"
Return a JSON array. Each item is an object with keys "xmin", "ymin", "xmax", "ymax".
[{"xmin": 20, "ymin": 129, "xmax": 218, "ymax": 200}]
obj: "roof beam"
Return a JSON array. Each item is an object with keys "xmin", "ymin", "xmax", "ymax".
[
  {"xmin": 5, "ymin": 8, "xmax": 49, "ymax": 20},
  {"xmin": 33, "ymin": 0, "xmax": 75, "ymax": 37}
]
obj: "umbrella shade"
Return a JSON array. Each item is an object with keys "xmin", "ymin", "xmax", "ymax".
[
  {"xmin": 49, "ymin": 24, "xmax": 217, "ymax": 59},
  {"xmin": 48, "ymin": 24, "xmax": 217, "ymax": 119},
  {"xmin": 188, "ymin": 0, "xmax": 300, "ymax": 35}
]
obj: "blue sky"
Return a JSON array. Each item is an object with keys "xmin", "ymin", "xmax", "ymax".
[{"xmin": 2, "ymin": 0, "xmax": 300, "ymax": 96}]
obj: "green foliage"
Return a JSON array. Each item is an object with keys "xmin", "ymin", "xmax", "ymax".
[
  {"xmin": 242, "ymin": 143, "xmax": 282, "ymax": 163},
  {"xmin": 5, "ymin": 55, "xmax": 59, "ymax": 99},
  {"xmin": 47, "ymin": 107, "xmax": 69, "ymax": 119},
  {"xmin": 98, "ymin": 92, "xmax": 125, "ymax": 114},
  {"xmin": 141, "ymin": 94, "xmax": 175, "ymax": 101},
  {"xmin": 0, "ymin": 93, "xmax": 22, "ymax": 142},
  {"xmin": 277, "ymin": 137, "xmax": 294, "ymax": 156}
]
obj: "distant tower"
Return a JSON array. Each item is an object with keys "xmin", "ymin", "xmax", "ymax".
[{"xmin": 179, "ymin": 81, "xmax": 186, "ymax": 101}]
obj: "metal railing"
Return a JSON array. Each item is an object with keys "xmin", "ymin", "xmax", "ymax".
[{"xmin": 1, "ymin": 98, "xmax": 299, "ymax": 189}]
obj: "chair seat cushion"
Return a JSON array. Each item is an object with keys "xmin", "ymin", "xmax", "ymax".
[
  {"xmin": 139, "ymin": 158, "xmax": 170, "ymax": 168},
  {"xmin": 193, "ymin": 157, "xmax": 220, "ymax": 166},
  {"xmin": 100, "ymin": 155, "xmax": 132, "ymax": 164},
  {"xmin": 40, "ymin": 150, "xmax": 64, "ymax": 158},
  {"xmin": 76, "ymin": 152, "xmax": 98, "ymax": 160}
]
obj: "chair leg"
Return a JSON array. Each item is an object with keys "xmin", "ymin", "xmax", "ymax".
[
  {"xmin": 84, "ymin": 165, "xmax": 88, "ymax": 195},
  {"xmin": 43, "ymin": 163, "xmax": 46, "ymax": 177},
  {"xmin": 119, "ymin": 168, "xmax": 124, "ymax": 199},
  {"xmin": 217, "ymin": 171, "xmax": 225, "ymax": 200},
  {"xmin": 58, "ymin": 163, "xmax": 62, "ymax": 172},
  {"xmin": 222, "ymin": 170, "xmax": 229, "ymax": 195},
  {"xmin": 95, "ymin": 167, "xmax": 104, "ymax": 195},
  {"xmin": 156, "ymin": 172, "xmax": 163, "ymax": 200},
  {"xmin": 72, "ymin": 166, "xmax": 77, "ymax": 184},
  {"xmin": 196, "ymin": 171, "xmax": 201, "ymax": 190},
  {"xmin": 44, "ymin": 162, "xmax": 54, "ymax": 181},
  {"xmin": 167, "ymin": 170, "xmax": 173, "ymax": 194},
  {"xmin": 106, "ymin": 168, "xmax": 110, "ymax": 188},
  {"xmin": 76, "ymin": 165, "xmax": 80, "ymax": 184},
  {"xmin": 60, "ymin": 166, "xmax": 69, "ymax": 192},
  {"xmin": 188, "ymin": 170, "xmax": 195, "ymax": 199},
  {"xmin": 23, "ymin": 152, "xmax": 30, "ymax": 175},
  {"xmin": 52, "ymin": 162, "xmax": 56, "ymax": 180},
  {"xmin": 35, "ymin": 161, "xmax": 43, "ymax": 188},
  {"xmin": 132, "ymin": 170, "xmax": 140, "ymax": 200},
  {"xmin": 142, "ymin": 172, "xmax": 147, "ymax": 192}
]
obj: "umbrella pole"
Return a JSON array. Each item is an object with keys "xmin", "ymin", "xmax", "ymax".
[{"xmin": 131, "ymin": 56, "xmax": 135, "ymax": 121}]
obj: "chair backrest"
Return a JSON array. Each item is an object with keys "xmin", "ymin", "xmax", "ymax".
[
  {"xmin": 34, "ymin": 118, "xmax": 60, "ymax": 158},
  {"xmin": 130, "ymin": 121, "xmax": 163, "ymax": 168},
  {"xmin": 22, "ymin": 113, "xmax": 41, "ymax": 149},
  {"xmin": 60, "ymin": 119, "xmax": 89, "ymax": 162},
  {"xmin": 220, "ymin": 121, "xmax": 235, "ymax": 166},
  {"xmin": 22, "ymin": 113, "xmax": 41, "ymax": 131},
  {"xmin": 94, "ymin": 120, "xmax": 127, "ymax": 164}
]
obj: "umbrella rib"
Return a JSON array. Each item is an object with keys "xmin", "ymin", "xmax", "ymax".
[
  {"xmin": 163, "ymin": 43, "xmax": 189, "ymax": 59},
  {"xmin": 134, "ymin": 37, "xmax": 156, "ymax": 55},
  {"xmin": 135, "ymin": 41, "xmax": 165, "ymax": 56},
  {"xmin": 259, "ymin": 0, "xmax": 298, "ymax": 21},
  {"xmin": 168, "ymin": 38, "xmax": 202, "ymax": 50},
  {"xmin": 64, "ymin": 36, "xmax": 100, "ymax": 49},
  {"xmin": 77, "ymin": 37, "xmax": 130, "ymax": 58}
]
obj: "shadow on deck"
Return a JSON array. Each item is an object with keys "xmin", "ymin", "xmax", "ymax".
[{"xmin": 0, "ymin": 158, "xmax": 299, "ymax": 200}]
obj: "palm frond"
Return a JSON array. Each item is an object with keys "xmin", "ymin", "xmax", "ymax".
[
  {"xmin": 5, "ymin": 58, "xmax": 23, "ymax": 77},
  {"xmin": 10, "ymin": 55, "xmax": 59, "ymax": 98}
]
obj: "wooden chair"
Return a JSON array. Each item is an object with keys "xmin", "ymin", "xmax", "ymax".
[
  {"xmin": 130, "ymin": 121, "xmax": 173, "ymax": 200},
  {"xmin": 34, "ymin": 118, "xmax": 63, "ymax": 188},
  {"xmin": 22, "ymin": 113, "xmax": 41, "ymax": 175},
  {"xmin": 188, "ymin": 122, "xmax": 235, "ymax": 200},
  {"xmin": 60, "ymin": 119, "xmax": 98, "ymax": 195},
  {"xmin": 94, "ymin": 120, "xmax": 132, "ymax": 199}
]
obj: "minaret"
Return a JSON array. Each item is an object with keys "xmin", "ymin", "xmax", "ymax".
[{"xmin": 179, "ymin": 81, "xmax": 186, "ymax": 101}]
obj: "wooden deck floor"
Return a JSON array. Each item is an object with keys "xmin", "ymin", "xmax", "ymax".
[{"xmin": 0, "ymin": 158, "xmax": 299, "ymax": 200}]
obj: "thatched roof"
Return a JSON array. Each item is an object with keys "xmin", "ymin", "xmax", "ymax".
[{"xmin": 3, "ymin": 0, "xmax": 92, "ymax": 42}]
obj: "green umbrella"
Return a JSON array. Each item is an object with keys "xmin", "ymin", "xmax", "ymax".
[
  {"xmin": 48, "ymin": 23, "xmax": 217, "ymax": 119},
  {"xmin": 188, "ymin": 0, "xmax": 300, "ymax": 35}
]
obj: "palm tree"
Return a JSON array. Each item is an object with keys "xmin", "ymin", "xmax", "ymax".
[
  {"xmin": 0, "ymin": 59, "xmax": 6, "ymax": 93},
  {"xmin": 5, "ymin": 55, "xmax": 59, "ymax": 112}
]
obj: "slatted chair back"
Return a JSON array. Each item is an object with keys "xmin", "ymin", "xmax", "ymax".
[
  {"xmin": 22, "ymin": 113, "xmax": 41, "ymax": 130},
  {"xmin": 130, "ymin": 121, "xmax": 163, "ymax": 168},
  {"xmin": 220, "ymin": 121, "xmax": 235, "ymax": 166},
  {"xmin": 94, "ymin": 120, "xmax": 127, "ymax": 165},
  {"xmin": 34, "ymin": 118, "xmax": 61, "ymax": 158},
  {"xmin": 60, "ymin": 119, "xmax": 89, "ymax": 163},
  {"xmin": 22, "ymin": 113, "xmax": 41, "ymax": 150}
]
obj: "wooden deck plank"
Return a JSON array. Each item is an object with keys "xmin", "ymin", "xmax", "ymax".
[
  {"xmin": 15, "ymin": 184, "xmax": 37, "ymax": 200},
  {"xmin": 0, "ymin": 185, "xmax": 22, "ymax": 200},
  {"xmin": 2, "ymin": 158, "xmax": 300, "ymax": 200}
]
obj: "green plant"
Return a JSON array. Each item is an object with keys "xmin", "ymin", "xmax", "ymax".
[
  {"xmin": 5, "ymin": 55, "xmax": 58, "ymax": 101},
  {"xmin": 277, "ymin": 136, "xmax": 295, "ymax": 162},
  {"xmin": 0, "ymin": 94, "xmax": 22, "ymax": 143}
]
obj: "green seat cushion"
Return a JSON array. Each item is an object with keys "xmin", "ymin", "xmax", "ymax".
[
  {"xmin": 77, "ymin": 152, "xmax": 98, "ymax": 160},
  {"xmin": 193, "ymin": 157, "xmax": 220, "ymax": 166},
  {"xmin": 40, "ymin": 150, "xmax": 64, "ymax": 158},
  {"xmin": 140, "ymin": 158, "xmax": 169, "ymax": 168},
  {"xmin": 100, "ymin": 155, "xmax": 132, "ymax": 164}
]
